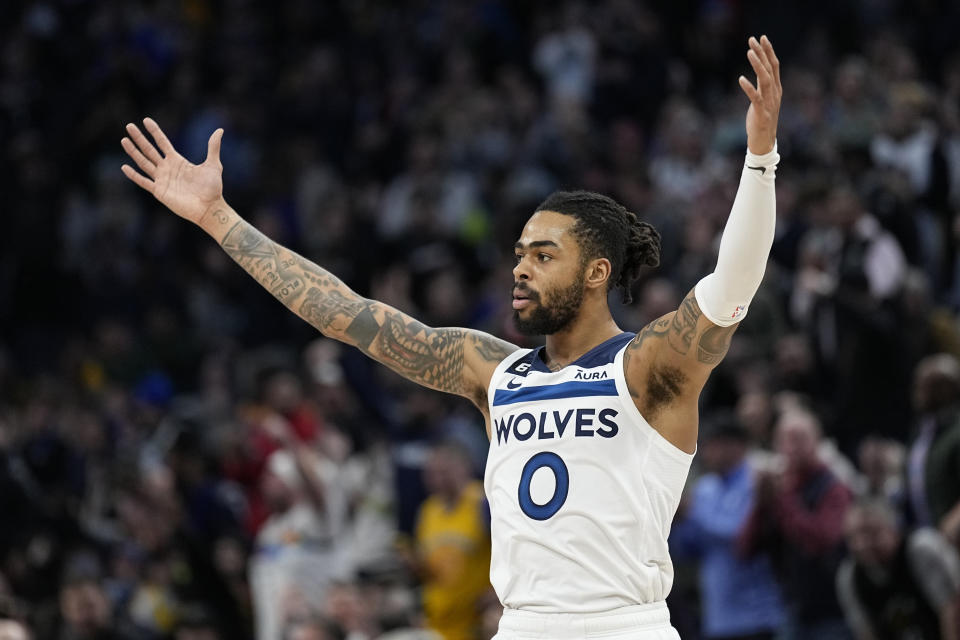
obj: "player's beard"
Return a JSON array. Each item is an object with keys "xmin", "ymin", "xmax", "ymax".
[{"xmin": 513, "ymin": 276, "xmax": 585, "ymax": 336}]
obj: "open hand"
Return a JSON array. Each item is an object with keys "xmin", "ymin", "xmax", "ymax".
[
  {"xmin": 739, "ymin": 36, "xmax": 782, "ymax": 155},
  {"xmin": 121, "ymin": 118, "xmax": 225, "ymax": 225}
]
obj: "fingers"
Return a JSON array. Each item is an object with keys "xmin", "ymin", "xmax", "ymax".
[
  {"xmin": 143, "ymin": 117, "xmax": 175, "ymax": 157},
  {"xmin": 761, "ymin": 35, "xmax": 781, "ymax": 87},
  {"xmin": 125, "ymin": 122, "xmax": 163, "ymax": 165},
  {"xmin": 747, "ymin": 36, "xmax": 775, "ymax": 97},
  {"xmin": 206, "ymin": 128, "xmax": 224, "ymax": 166},
  {"xmin": 739, "ymin": 75, "xmax": 760, "ymax": 103},
  {"xmin": 746, "ymin": 49, "xmax": 772, "ymax": 93},
  {"xmin": 748, "ymin": 36, "xmax": 773, "ymax": 79},
  {"xmin": 121, "ymin": 164, "xmax": 155, "ymax": 193},
  {"xmin": 121, "ymin": 136, "xmax": 156, "ymax": 177}
]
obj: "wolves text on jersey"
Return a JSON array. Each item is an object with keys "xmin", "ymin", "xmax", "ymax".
[{"xmin": 494, "ymin": 408, "xmax": 619, "ymax": 445}]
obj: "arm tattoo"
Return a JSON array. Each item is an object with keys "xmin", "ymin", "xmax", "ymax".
[
  {"xmin": 345, "ymin": 305, "xmax": 380, "ymax": 349},
  {"xmin": 373, "ymin": 315, "xmax": 467, "ymax": 393},
  {"xmin": 624, "ymin": 317, "xmax": 689, "ymax": 413},
  {"xmin": 623, "ymin": 288, "xmax": 738, "ymax": 412},
  {"xmin": 470, "ymin": 334, "xmax": 518, "ymax": 364},
  {"xmin": 697, "ymin": 324, "xmax": 736, "ymax": 364},
  {"xmin": 667, "ymin": 295, "xmax": 701, "ymax": 355},
  {"xmin": 299, "ymin": 288, "xmax": 370, "ymax": 335},
  {"xmin": 217, "ymin": 218, "xmax": 513, "ymax": 398},
  {"xmin": 221, "ymin": 222, "xmax": 306, "ymax": 306}
]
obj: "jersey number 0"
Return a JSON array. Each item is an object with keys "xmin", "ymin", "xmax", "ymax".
[{"xmin": 517, "ymin": 451, "xmax": 569, "ymax": 520}]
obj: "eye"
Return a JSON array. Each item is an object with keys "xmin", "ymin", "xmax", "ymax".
[
  {"xmin": 514, "ymin": 253, "xmax": 523, "ymax": 264},
  {"xmin": 538, "ymin": 254, "xmax": 552, "ymax": 262}
]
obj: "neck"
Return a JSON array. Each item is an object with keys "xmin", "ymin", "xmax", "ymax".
[{"xmin": 543, "ymin": 301, "xmax": 622, "ymax": 370}]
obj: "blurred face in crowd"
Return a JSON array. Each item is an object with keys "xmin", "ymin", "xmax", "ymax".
[
  {"xmin": 826, "ymin": 185, "xmax": 862, "ymax": 229},
  {"xmin": 264, "ymin": 371, "xmax": 304, "ymax": 414},
  {"xmin": 912, "ymin": 354, "xmax": 960, "ymax": 414},
  {"xmin": 845, "ymin": 504, "xmax": 901, "ymax": 569},
  {"xmin": 176, "ymin": 627, "xmax": 219, "ymax": 640},
  {"xmin": 702, "ymin": 436, "xmax": 747, "ymax": 475},
  {"xmin": 423, "ymin": 446, "xmax": 471, "ymax": 501},
  {"xmin": 0, "ymin": 621, "xmax": 30, "ymax": 640},
  {"xmin": 59, "ymin": 580, "xmax": 111, "ymax": 633},
  {"xmin": 774, "ymin": 410, "xmax": 821, "ymax": 472},
  {"xmin": 261, "ymin": 470, "xmax": 296, "ymax": 513},
  {"xmin": 858, "ymin": 437, "xmax": 901, "ymax": 492},
  {"xmin": 286, "ymin": 621, "xmax": 335, "ymax": 640},
  {"xmin": 512, "ymin": 211, "xmax": 588, "ymax": 336},
  {"xmin": 737, "ymin": 391, "xmax": 773, "ymax": 444}
]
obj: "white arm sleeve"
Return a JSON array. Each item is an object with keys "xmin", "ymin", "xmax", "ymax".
[{"xmin": 695, "ymin": 144, "xmax": 779, "ymax": 326}]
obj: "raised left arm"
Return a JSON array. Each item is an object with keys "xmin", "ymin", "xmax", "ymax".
[{"xmin": 624, "ymin": 35, "xmax": 782, "ymax": 453}]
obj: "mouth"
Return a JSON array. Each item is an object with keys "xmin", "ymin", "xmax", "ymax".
[{"xmin": 512, "ymin": 288, "xmax": 535, "ymax": 310}]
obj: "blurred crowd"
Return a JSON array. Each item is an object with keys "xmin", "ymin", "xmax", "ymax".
[{"xmin": 4, "ymin": 0, "xmax": 960, "ymax": 638}]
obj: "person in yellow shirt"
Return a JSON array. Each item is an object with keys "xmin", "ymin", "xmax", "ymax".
[{"xmin": 415, "ymin": 442, "xmax": 493, "ymax": 640}]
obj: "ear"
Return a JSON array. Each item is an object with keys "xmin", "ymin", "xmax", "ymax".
[{"xmin": 584, "ymin": 257, "xmax": 612, "ymax": 290}]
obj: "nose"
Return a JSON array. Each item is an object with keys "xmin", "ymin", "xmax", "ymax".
[{"xmin": 513, "ymin": 257, "xmax": 530, "ymax": 281}]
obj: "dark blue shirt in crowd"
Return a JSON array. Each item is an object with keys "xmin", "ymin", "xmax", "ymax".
[{"xmin": 671, "ymin": 460, "xmax": 786, "ymax": 638}]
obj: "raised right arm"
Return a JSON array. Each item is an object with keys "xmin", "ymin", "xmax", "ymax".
[{"xmin": 120, "ymin": 118, "xmax": 518, "ymax": 412}]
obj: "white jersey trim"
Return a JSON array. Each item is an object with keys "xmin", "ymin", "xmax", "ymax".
[{"xmin": 612, "ymin": 343, "xmax": 696, "ymax": 466}]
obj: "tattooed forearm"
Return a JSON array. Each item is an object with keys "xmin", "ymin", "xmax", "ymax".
[
  {"xmin": 221, "ymin": 221, "xmax": 306, "ymax": 306},
  {"xmin": 216, "ymin": 217, "xmax": 513, "ymax": 399}
]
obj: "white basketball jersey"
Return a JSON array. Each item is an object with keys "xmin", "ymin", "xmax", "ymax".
[{"xmin": 484, "ymin": 332, "xmax": 694, "ymax": 612}]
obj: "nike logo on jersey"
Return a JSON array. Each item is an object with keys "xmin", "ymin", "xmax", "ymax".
[
  {"xmin": 746, "ymin": 164, "xmax": 766, "ymax": 175},
  {"xmin": 506, "ymin": 378, "xmax": 522, "ymax": 389}
]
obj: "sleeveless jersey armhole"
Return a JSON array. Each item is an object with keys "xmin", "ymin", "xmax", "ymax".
[{"xmin": 612, "ymin": 343, "xmax": 695, "ymax": 489}]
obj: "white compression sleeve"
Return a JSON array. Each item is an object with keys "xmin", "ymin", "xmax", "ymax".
[{"xmin": 694, "ymin": 143, "xmax": 779, "ymax": 326}]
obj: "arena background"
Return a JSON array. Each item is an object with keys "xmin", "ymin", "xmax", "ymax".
[{"xmin": 3, "ymin": 1, "xmax": 960, "ymax": 638}]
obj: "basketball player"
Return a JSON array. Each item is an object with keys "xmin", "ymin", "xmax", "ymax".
[{"xmin": 121, "ymin": 35, "xmax": 782, "ymax": 640}]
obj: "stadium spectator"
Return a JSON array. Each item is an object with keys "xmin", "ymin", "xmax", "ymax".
[
  {"xmin": 854, "ymin": 436, "xmax": 906, "ymax": 510},
  {"xmin": 836, "ymin": 499, "xmax": 960, "ymax": 640},
  {"xmin": 248, "ymin": 417, "xmax": 351, "ymax": 640},
  {"xmin": 56, "ymin": 576, "xmax": 131, "ymax": 640},
  {"xmin": 791, "ymin": 181, "xmax": 910, "ymax": 449},
  {"xmin": 908, "ymin": 354, "xmax": 960, "ymax": 545},
  {"xmin": 414, "ymin": 443, "xmax": 493, "ymax": 640},
  {"xmin": 671, "ymin": 414, "xmax": 786, "ymax": 640},
  {"xmin": 739, "ymin": 407, "xmax": 853, "ymax": 640}
]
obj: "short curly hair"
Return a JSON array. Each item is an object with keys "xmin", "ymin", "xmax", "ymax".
[{"xmin": 535, "ymin": 190, "xmax": 660, "ymax": 303}]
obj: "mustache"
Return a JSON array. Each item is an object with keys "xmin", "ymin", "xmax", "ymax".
[{"xmin": 513, "ymin": 282, "xmax": 540, "ymax": 301}]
